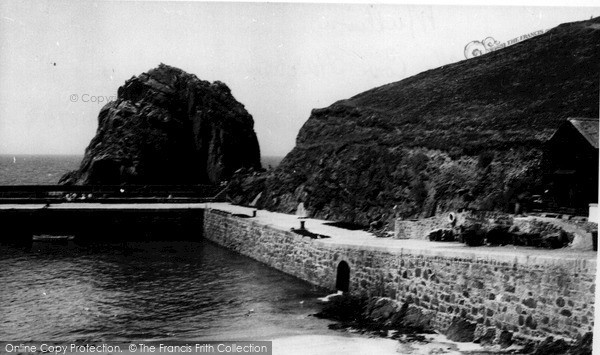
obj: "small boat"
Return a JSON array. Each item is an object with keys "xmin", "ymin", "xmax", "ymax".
[{"xmin": 32, "ymin": 235, "xmax": 75, "ymax": 242}]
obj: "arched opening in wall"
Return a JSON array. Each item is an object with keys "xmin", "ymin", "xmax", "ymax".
[{"xmin": 336, "ymin": 261, "xmax": 350, "ymax": 293}]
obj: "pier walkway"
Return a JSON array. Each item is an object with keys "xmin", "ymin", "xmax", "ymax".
[
  {"xmin": 0, "ymin": 184, "xmax": 221, "ymax": 204},
  {"xmin": 0, "ymin": 200, "xmax": 595, "ymax": 265},
  {"xmin": 0, "ymin": 202, "xmax": 208, "ymax": 211},
  {"xmin": 204, "ymin": 203, "xmax": 597, "ymax": 266},
  {"xmin": 203, "ymin": 203, "xmax": 596, "ymax": 342},
  {"xmin": 0, "ymin": 201, "xmax": 208, "ymax": 243}
]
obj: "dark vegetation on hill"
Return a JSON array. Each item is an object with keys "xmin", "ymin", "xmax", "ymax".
[
  {"xmin": 229, "ymin": 17, "xmax": 600, "ymax": 226},
  {"xmin": 60, "ymin": 64, "xmax": 261, "ymax": 185}
]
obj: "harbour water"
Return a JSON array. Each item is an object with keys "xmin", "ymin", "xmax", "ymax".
[
  {"xmin": 0, "ymin": 240, "xmax": 334, "ymax": 341},
  {"xmin": 0, "ymin": 154, "xmax": 336, "ymax": 342}
]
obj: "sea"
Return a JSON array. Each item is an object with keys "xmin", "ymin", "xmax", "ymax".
[
  {"xmin": 0, "ymin": 155, "xmax": 82, "ymax": 185},
  {"xmin": 0, "ymin": 155, "xmax": 285, "ymax": 185},
  {"xmin": 0, "ymin": 155, "xmax": 335, "ymax": 342}
]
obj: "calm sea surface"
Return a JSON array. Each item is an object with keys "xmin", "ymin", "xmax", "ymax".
[
  {"xmin": 0, "ymin": 155, "xmax": 333, "ymax": 341},
  {"xmin": 0, "ymin": 155, "xmax": 284, "ymax": 185},
  {"xmin": 0, "ymin": 155, "xmax": 81, "ymax": 185}
]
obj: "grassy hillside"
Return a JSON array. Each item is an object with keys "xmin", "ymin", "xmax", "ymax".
[{"xmin": 229, "ymin": 17, "xmax": 600, "ymax": 226}]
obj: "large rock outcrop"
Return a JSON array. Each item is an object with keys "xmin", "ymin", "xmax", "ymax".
[
  {"xmin": 229, "ymin": 17, "xmax": 600, "ymax": 226},
  {"xmin": 60, "ymin": 64, "xmax": 261, "ymax": 185}
]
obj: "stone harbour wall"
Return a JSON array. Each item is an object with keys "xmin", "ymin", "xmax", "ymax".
[
  {"xmin": 203, "ymin": 209, "xmax": 339, "ymax": 288},
  {"xmin": 203, "ymin": 208, "xmax": 595, "ymax": 343}
]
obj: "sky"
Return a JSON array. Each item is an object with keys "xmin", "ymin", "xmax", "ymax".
[{"xmin": 0, "ymin": 1, "xmax": 598, "ymax": 157}]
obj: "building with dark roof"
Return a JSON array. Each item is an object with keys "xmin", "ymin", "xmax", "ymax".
[{"xmin": 543, "ymin": 118, "xmax": 598, "ymax": 214}]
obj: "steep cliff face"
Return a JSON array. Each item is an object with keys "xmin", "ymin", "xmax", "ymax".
[
  {"xmin": 229, "ymin": 17, "xmax": 600, "ymax": 226},
  {"xmin": 60, "ymin": 64, "xmax": 261, "ymax": 185}
]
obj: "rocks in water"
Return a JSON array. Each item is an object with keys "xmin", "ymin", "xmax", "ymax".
[
  {"xmin": 498, "ymin": 330, "xmax": 514, "ymax": 348},
  {"xmin": 474, "ymin": 327, "xmax": 497, "ymax": 346},
  {"xmin": 445, "ymin": 317, "xmax": 477, "ymax": 342},
  {"xmin": 570, "ymin": 332, "xmax": 593, "ymax": 355},
  {"xmin": 524, "ymin": 332, "xmax": 593, "ymax": 355},
  {"xmin": 365, "ymin": 299, "xmax": 434, "ymax": 333},
  {"xmin": 391, "ymin": 304, "xmax": 435, "ymax": 333},
  {"xmin": 316, "ymin": 295, "xmax": 591, "ymax": 352},
  {"xmin": 60, "ymin": 64, "xmax": 261, "ymax": 185},
  {"xmin": 316, "ymin": 296, "xmax": 435, "ymax": 335},
  {"xmin": 365, "ymin": 297, "xmax": 403, "ymax": 323},
  {"xmin": 313, "ymin": 293, "xmax": 365, "ymax": 322},
  {"xmin": 531, "ymin": 336, "xmax": 571, "ymax": 355}
]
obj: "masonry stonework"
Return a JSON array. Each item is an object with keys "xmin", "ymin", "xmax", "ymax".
[
  {"xmin": 395, "ymin": 215, "xmax": 450, "ymax": 239},
  {"xmin": 203, "ymin": 208, "xmax": 595, "ymax": 343}
]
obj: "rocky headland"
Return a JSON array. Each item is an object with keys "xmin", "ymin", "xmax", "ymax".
[
  {"xmin": 229, "ymin": 17, "xmax": 600, "ymax": 227},
  {"xmin": 60, "ymin": 64, "xmax": 261, "ymax": 185}
]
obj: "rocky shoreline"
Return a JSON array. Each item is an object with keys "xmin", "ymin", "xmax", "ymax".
[{"xmin": 313, "ymin": 294, "xmax": 593, "ymax": 354}]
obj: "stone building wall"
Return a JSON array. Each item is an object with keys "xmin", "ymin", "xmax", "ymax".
[
  {"xmin": 203, "ymin": 208, "xmax": 595, "ymax": 343},
  {"xmin": 395, "ymin": 215, "xmax": 451, "ymax": 239}
]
